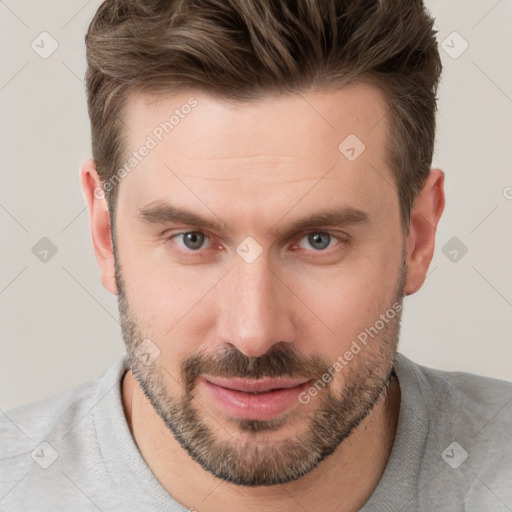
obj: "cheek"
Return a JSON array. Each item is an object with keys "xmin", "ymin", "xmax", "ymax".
[
  {"xmin": 291, "ymin": 245, "xmax": 402, "ymax": 357},
  {"xmin": 116, "ymin": 223, "xmax": 188, "ymax": 299},
  {"xmin": 116, "ymin": 230, "xmax": 176, "ymax": 327},
  {"xmin": 117, "ymin": 235, "xmax": 224, "ymax": 366}
]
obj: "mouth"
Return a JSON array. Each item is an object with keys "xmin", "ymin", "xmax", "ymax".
[{"xmin": 199, "ymin": 375, "xmax": 312, "ymax": 421}]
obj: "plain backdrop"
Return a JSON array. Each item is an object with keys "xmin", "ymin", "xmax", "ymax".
[{"xmin": 1, "ymin": 0, "xmax": 511, "ymax": 410}]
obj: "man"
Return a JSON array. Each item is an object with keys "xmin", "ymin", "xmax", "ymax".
[{"xmin": 1, "ymin": 0, "xmax": 511, "ymax": 510}]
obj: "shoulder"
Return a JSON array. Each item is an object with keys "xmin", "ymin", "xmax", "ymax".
[
  {"xmin": 0, "ymin": 356, "xmax": 127, "ymax": 471},
  {"xmin": 1, "ymin": 380, "xmax": 97, "ymax": 459},
  {"xmin": 396, "ymin": 353, "xmax": 512, "ymax": 425},
  {"xmin": 0, "ymin": 357, "xmax": 129, "ymax": 510},
  {"xmin": 394, "ymin": 353, "xmax": 512, "ymax": 507}
]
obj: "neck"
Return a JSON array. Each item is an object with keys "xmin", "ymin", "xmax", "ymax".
[{"xmin": 121, "ymin": 369, "xmax": 400, "ymax": 512}]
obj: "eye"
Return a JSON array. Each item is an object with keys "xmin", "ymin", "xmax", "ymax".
[
  {"xmin": 170, "ymin": 231, "xmax": 211, "ymax": 251},
  {"xmin": 295, "ymin": 232, "xmax": 343, "ymax": 251}
]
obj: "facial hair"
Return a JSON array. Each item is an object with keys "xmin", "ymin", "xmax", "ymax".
[{"xmin": 115, "ymin": 244, "xmax": 406, "ymax": 487}]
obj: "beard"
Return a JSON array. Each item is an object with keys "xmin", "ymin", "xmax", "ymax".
[{"xmin": 115, "ymin": 246, "xmax": 406, "ymax": 487}]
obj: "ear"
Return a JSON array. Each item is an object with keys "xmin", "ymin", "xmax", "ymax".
[
  {"xmin": 404, "ymin": 168, "xmax": 445, "ymax": 296},
  {"xmin": 80, "ymin": 159, "xmax": 117, "ymax": 295}
]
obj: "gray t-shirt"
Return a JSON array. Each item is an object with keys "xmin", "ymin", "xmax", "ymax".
[{"xmin": 1, "ymin": 353, "xmax": 511, "ymax": 511}]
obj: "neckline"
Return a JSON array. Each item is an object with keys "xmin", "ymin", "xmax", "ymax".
[
  {"xmin": 360, "ymin": 352, "xmax": 430, "ymax": 510},
  {"xmin": 93, "ymin": 355, "xmax": 179, "ymax": 509}
]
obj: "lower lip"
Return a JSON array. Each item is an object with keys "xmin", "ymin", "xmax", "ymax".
[{"xmin": 200, "ymin": 378, "xmax": 311, "ymax": 421}]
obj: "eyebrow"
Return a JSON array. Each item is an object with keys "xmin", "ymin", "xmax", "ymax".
[
  {"xmin": 137, "ymin": 201, "xmax": 370, "ymax": 237},
  {"xmin": 138, "ymin": 202, "xmax": 234, "ymax": 233},
  {"xmin": 271, "ymin": 206, "xmax": 370, "ymax": 236}
]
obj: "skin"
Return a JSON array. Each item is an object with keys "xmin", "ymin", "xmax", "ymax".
[{"xmin": 80, "ymin": 83, "xmax": 444, "ymax": 511}]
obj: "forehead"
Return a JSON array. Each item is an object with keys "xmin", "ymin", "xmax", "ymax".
[
  {"xmin": 118, "ymin": 84, "xmax": 396, "ymax": 230},
  {"xmin": 123, "ymin": 83, "xmax": 389, "ymax": 161}
]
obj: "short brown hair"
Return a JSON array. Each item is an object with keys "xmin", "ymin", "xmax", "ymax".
[{"xmin": 85, "ymin": 0, "xmax": 442, "ymax": 231}]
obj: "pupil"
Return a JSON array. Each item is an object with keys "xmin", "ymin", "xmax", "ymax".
[
  {"xmin": 184, "ymin": 232, "xmax": 204, "ymax": 249},
  {"xmin": 309, "ymin": 232, "xmax": 330, "ymax": 250}
]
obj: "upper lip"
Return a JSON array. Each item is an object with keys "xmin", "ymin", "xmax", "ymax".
[{"xmin": 203, "ymin": 376, "xmax": 311, "ymax": 393}]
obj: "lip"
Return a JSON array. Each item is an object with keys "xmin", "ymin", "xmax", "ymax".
[
  {"xmin": 203, "ymin": 375, "xmax": 310, "ymax": 393},
  {"xmin": 200, "ymin": 375, "xmax": 312, "ymax": 421}
]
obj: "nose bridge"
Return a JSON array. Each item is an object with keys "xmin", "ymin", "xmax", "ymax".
[{"xmin": 218, "ymin": 253, "xmax": 294, "ymax": 357}]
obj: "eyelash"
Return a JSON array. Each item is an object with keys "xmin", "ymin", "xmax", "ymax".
[{"xmin": 164, "ymin": 230, "xmax": 350, "ymax": 258}]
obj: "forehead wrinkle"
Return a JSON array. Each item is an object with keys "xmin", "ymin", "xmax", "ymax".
[
  {"xmin": 161, "ymin": 160, "xmax": 342, "ymax": 185},
  {"xmin": 176, "ymin": 174, "xmax": 339, "ymax": 184}
]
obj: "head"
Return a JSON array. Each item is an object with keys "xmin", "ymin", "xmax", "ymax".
[{"xmin": 81, "ymin": 0, "xmax": 444, "ymax": 486}]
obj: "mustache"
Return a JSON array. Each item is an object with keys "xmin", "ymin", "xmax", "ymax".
[{"xmin": 180, "ymin": 343, "xmax": 331, "ymax": 390}]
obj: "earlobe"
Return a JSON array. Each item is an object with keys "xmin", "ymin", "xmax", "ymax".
[
  {"xmin": 403, "ymin": 169, "xmax": 445, "ymax": 296},
  {"xmin": 79, "ymin": 159, "xmax": 118, "ymax": 295}
]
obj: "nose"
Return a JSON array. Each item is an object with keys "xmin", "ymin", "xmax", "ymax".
[{"xmin": 216, "ymin": 252, "xmax": 296, "ymax": 358}]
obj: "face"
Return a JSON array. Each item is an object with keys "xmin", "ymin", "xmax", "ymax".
[{"xmin": 112, "ymin": 84, "xmax": 407, "ymax": 486}]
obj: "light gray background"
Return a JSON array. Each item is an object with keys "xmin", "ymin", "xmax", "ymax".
[{"xmin": 1, "ymin": 0, "xmax": 511, "ymax": 411}]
